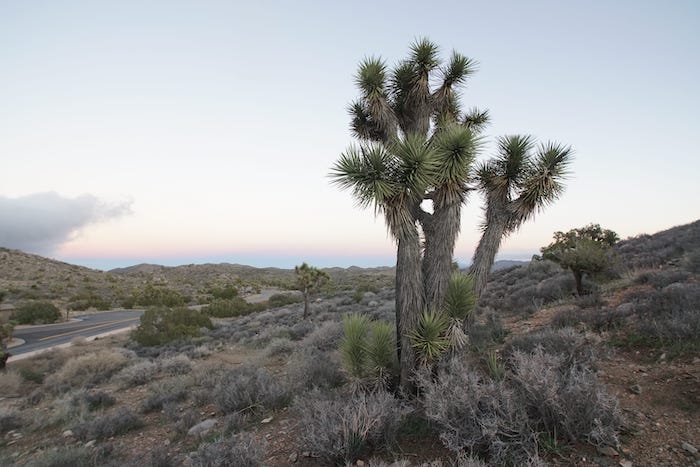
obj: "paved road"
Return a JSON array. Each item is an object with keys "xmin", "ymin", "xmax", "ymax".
[{"xmin": 9, "ymin": 310, "xmax": 143, "ymax": 357}]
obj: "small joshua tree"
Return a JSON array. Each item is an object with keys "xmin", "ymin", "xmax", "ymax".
[{"xmin": 295, "ymin": 263, "xmax": 330, "ymax": 318}]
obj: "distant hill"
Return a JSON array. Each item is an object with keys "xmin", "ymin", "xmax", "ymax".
[
  {"xmin": 492, "ymin": 260, "xmax": 529, "ymax": 271},
  {"xmin": 0, "ymin": 247, "xmax": 139, "ymax": 307}
]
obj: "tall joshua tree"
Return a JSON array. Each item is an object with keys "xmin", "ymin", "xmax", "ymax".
[
  {"xmin": 469, "ymin": 136, "xmax": 572, "ymax": 297},
  {"xmin": 332, "ymin": 39, "xmax": 483, "ymax": 389},
  {"xmin": 332, "ymin": 39, "xmax": 570, "ymax": 389}
]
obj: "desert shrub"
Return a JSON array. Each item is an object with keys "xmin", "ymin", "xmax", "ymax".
[
  {"xmin": 628, "ymin": 283, "xmax": 700, "ymax": 350},
  {"xmin": 134, "ymin": 284, "xmax": 185, "ymax": 307},
  {"xmin": 286, "ymin": 347, "xmax": 345, "ymax": 391},
  {"xmin": 503, "ymin": 327, "xmax": 597, "ymax": 369},
  {"xmin": 294, "ymin": 389, "xmax": 407, "ymax": 464},
  {"xmin": 0, "ymin": 408, "xmax": 22, "ymax": 433},
  {"xmin": 468, "ymin": 311, "xmax": 507, "ymax": 351},
  {"xmin": 72, "ymin": 407, "xmax": 143, "ymax": 440},
  {"xmin": 288, "ymin": 320, "xmax": 315, "ymax": 340},
  {"xmin": 132, "ymin": 306, "xmax": 213, "ymax": 346},
  {"xmin": 510, "ymin": 348, "xmax": 622, "ymax": 448},
  {"xmin": 267, "ymin": 292, "xmax": 303, "ymax": 308},
  {"xmin": 418, "ymin": 359, "xmax": 537, "ymax": 464},
  {"xmin": 573, "ymin": 290, "xmax": 603, "ymax": 308},
  {"xmin": 70, "ymin": 390, "xmax": 116, "ymax": 411},
  {"xmin": 165, "ymin": 404, "xmax": 200, "ymax": 437},
  {"xmin": 67, "ymin": 293, "xmax": 111, "ymax": 311},
  {"xmin": 18, "ymin": 367, "xmax": 44, "ymax": 384},
  {"xmin": 634, "ymin": 269, "xmax": 690, "ymax": 288},
  {"xmin": 13, "ymin": 301, "xmax": 61, "ymax": 324},
  {"xmin": 141, "ymin": 379, "xmax": 189, "ymax": 413},
  {"xmin": 214, "ymin": 366, "xmax": 289, "ymax": 414},
  {"xmin": 210, "ymin": 284, "xmax": 239, "ymax": 300},
  {"xmin": 158, "ymin": 354, "xmax": 193, "ymax": 375},
  {"xmin": 24, "ymin": 446, "xmax": 94, "ymax": 467},
  {"xmin": 115, "ymin": 360, "xmax": 158, "ymax": 388},
  {"xmin": 203, "ymin": 297, "xmax": 257, "ymax": 318},
  {"xmin": 264, "ymin": 337, "xmax": 296, "ymax": 358},
  {"xmin": 0, "ymin": 369, "xmax": 23, "ymax": 395},
  {"xmin": 45, "ymin": 349, "xmax": 129, "ymax": 391},
  {"xmin": 302, "ymin": 320, "xmax": 344, "ymax": 351},
  {"xmin": 683, "ymin": 249, "xmax": 700, "ymax": 273},
  {"xmin": 190, "ymin": 433, "xmax": 265, "ymax": 467}
]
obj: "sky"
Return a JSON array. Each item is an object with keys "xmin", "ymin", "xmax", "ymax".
[{"xmin": 1, "ymin": 0, "xmax": 698, "ymax": 270}]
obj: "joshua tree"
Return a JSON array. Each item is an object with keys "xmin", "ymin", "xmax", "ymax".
[
  {"xmin": 469, "ymin": 135, "xmax": 572, "ymax": 298},
  {"xmin": 332, "ymin": 38, "xmax": 569, "ymax": 390},
  {"xmin": 294, "ymin": 263, "xmax": 330, "ymax": 318},
  {"xmin": 333, "ymin": 39, "xmax": 484, "ymax": 388},
  {"xmin": 540, "ymin": 224, "xmax": 619, "ymax": 295}
]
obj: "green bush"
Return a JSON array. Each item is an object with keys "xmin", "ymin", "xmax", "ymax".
[
  {"xmin": 67, "ymin": 293, "xmax": 111, "ymax": 311},
  {"xmin": 203, "ymin": 298, "xmax": 263, "ymax": 318},
  {"xmin": 134, "ymin": 284, "xmax": 186, "ymax": 307},
  {"xmin": 210, "ymin": 284, "xmax": 239, "ymax": 300},
  {"xmin": 13, "ymin": 301, "xmax": 61, "ymax": 324},
  {"xmin": 132, "ymin": 306, "xmax": 213, "ymax": 346},
  {"xmin": 267, "ymin": 293, "xmax": 303, "ymax": 308}
]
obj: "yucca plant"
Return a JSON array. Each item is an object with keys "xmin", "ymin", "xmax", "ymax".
[
  {"xmin": 365, "ymin": 321, "xmax": 398, "ymax": 389},
  {"xmin": 340, "ymin": 314, "xmax": 370, "ymax": 379},
  {"xmin": 485, "ymin": 350, "xmax": 505, "ymax": 380},
  {"xmin": 408, "ymin": 310, "xmax": 450, "ymax": 366},
  {"xmin": 442, "ymin": 273, "xmax": 476, "ymax": 348}
]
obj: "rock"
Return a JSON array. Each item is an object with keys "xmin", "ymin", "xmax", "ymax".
[
  {"xmin": 164, "ymin": 439, "xmax": 170, "ymax": 446},
  {"xmin": 616, "ymin": 303, "xmax": 634, "ymax": 314},
  {"xmin": 261, "ymin": 416, "xmax": 273, "ymax": 424},
  {"xmin": 619, "ymin": 461, "xmax": 632, "ymax": 467},
  {"xmin": 629, "ymin": 384, "xmax": 642, "ymax": 395},
  {"xmin": 288, "ymin": 452, "xmax": 298, "ymax": 463},
  {"xmin": 682, "ymin": 441, "xmax": 698, "ymax": 456},
  {"xmin": 61, "ymin": 430, "xmax": 74, "ymax": 438},
  {"xmin": 356, "ymin": 461, "xmax": 365, "ymax": 467},
  {"xmin": 187, "ymin": 418, "xmax": 218, "ymax": 437},
  {"xmin": 85, "ymin": 440, "xmax": 96, "ymax": 448},
  {"xmin": 598, "ymin": 446, "xmax": 620, "ymax": 457},
  {"xmin": 302, "ymin": 451, "xmax": 311, "ymax": 458}
]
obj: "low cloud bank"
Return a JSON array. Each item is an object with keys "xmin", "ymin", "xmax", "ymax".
[{"xmin": 0, "ymin": 192, "xmax": 132, "ymax": 254}]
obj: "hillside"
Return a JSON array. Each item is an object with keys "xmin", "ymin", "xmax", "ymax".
[
  {"xmin": 0, "ymin": 220, "xmax": 698, "ymax": 466},
  {"xmin": 0, "ymin": 248, "xmax": 139, "ymax": 309},
  {"xmin": 0, "ymin": 248, "xmax": 395, "ymax": 310}
]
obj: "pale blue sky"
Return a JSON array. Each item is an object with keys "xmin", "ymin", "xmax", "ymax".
[{"xmin": 1, "ymin": 1, "xmax": 698, "ymax": 269}]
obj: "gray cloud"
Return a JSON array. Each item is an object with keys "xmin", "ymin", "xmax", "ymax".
[{"xmin": 0, "ymin": 192, "xmax": 132, "ymax": 254}]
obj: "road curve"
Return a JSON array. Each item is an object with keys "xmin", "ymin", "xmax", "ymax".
[{"xmin": 8, "ymin": 310, "xmax": 143, "ymax": 360}]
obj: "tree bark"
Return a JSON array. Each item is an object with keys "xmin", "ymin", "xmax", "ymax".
[
  {"xmin": 573, "ymin": 269, "xmax": 583, "ymax": 296},
  {"xmin": 302, "ymin": 291, "xmax": 310, "ymax": 319},
  {"xmin": 422, "ymin": 198, "xmax": 461, "ymax": 312},
  {"xmin": 469, "ymin": 209, "xmax": 508, "ymax": 299},
  {"xmin": 395, "ymin": 227, "xmax": 424, "ymax": 393}
]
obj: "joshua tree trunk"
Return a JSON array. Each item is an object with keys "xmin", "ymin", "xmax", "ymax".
[
  {"xmin": 395, "ymin": 227, "xmax": 424, "ymax": 392},
  {"xmin": 469, "ymin": 205, "xmax": 508, "ymax": 299},
  {"xmin": 302, "ymin": 289, "xmax": 310, "ymax": 318},
  {"xmin": 422, "ymin": 198, "xmax": 461, "ymax": 312},
  {"xmin": 572, "ymin": 269, "xmax": 584, "ymax": 296}
]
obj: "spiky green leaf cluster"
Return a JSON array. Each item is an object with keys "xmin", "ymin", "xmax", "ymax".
[
  {"xmin": 340, "ymin": 314, "xmax": 397, "ymax": 388},
  {"xmin": 442, "ymin": 273, "xmax": 476, "ymax": 321},
  {"xmin": 408, "ymin": 310, "xmax": 450, "ymax": 365}
]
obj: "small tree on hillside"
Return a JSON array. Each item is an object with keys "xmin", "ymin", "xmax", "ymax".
[
  {"xmin": 295, "ymin": 263, "xmax": 330, "ymax": 318},
  {"xmin": 540, "ymin": 224, "xmax": 619, "ymax": 295}
]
